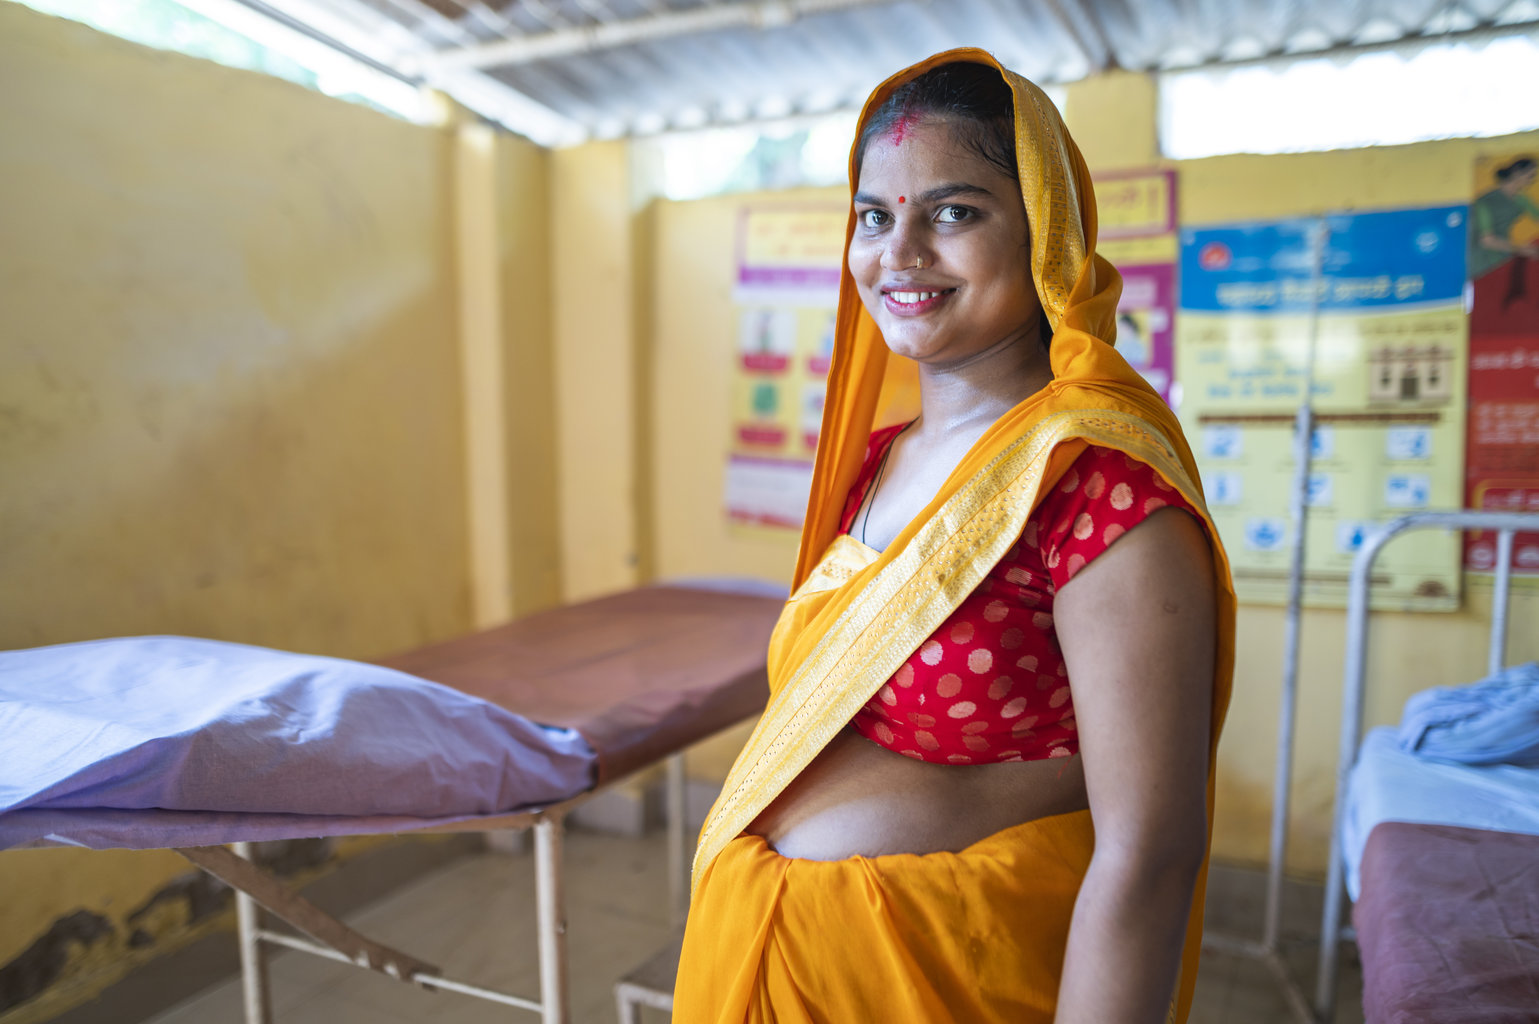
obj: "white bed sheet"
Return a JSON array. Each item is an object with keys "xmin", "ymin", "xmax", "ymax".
[
  {"xmin": 0, "ymin": 636, "xmax": 596, "ymax": 850},
  {"xmin": 1343, "ymin": 726, "xmax": 1539, "ymax": 899}
]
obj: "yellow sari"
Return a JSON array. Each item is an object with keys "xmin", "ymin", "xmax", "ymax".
[{"xmin": 675, "ymin": 49, "xmax": 1236, "ymax": 1023}]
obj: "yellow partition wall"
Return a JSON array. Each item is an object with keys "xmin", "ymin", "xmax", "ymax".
[{"xmin": 0, "ymin": 5, "xmax": 557, "ymax": 1017}]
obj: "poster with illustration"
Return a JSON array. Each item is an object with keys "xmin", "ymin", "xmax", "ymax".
[
  {"xmin": 726, "ymin": 207, "xmax": 846, "ymax": 527},
  {"xmin": 1465, "ymin": 152, "xmax": 1539, "ymax": 575},
  {"xmin": 1178, "ymin": 206, "xmax": 1469, "ymax": 608},
  {"xmin": 1095, "ymin": 169, "xmax": 1178, "ymax": 405}
]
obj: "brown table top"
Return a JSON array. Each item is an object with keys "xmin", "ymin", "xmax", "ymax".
[{"xmin": 377, "ymin": 585, "xmax": 782, "ymax": 784}]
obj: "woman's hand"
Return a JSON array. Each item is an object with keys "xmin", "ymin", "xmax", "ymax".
[{"xmin": 1050, "ymin": 505, "xmax": 1217, "ymax": 1023}]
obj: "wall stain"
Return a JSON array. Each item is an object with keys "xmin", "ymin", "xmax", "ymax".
[
  {"xmin": 0, "ymin": 838, "xmax": 340, "ymax": 1018},
  {"xmin": 0, "ymin": 912, "xmax": 113, "ymax": 1013}
]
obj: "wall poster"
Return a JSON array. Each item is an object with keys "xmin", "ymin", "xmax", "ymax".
[
  {"xmin": 1096, "ymin": 169, "xmax": 1178, "ymax": 405},
  {"xmin": 725, "ymin": 207, "xmax": 846, "ymax": 528},
  {"xmin": 1465, "ymin": 151, "xmax": 1539, "ymax": 575},
  {"xmin": 1178, "ymin": 206, "xmax": 1469, "ymax": 609}
]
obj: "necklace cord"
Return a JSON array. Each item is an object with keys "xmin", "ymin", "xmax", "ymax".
[{"xmin": 859, "ymin": 421, "xmax": 913, "ymax": 546}]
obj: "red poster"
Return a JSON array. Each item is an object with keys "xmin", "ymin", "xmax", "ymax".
[{"xmin": 1465, "ymin": 152, "xmax": 1539, "ymax": 573}]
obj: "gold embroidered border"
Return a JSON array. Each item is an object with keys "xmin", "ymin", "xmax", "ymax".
[{"xmin": 693, "ymin": 408, "xmax": 1208, "ymax": 885}]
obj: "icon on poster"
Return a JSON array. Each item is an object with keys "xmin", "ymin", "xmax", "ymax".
[
  {"xmin": 807, "ymin": 312, "xmax": 836, "ymax": 375},
  {"xmin": 739, "ymin": 308, "xmax": 796, "ymax": 372},
  {"xmin": 1385, "ymin": 427, "xmax": 1432, "ymax": 460},
  {"xmin": 1309, "ymin": 426, "xmax": 1334, "ymax": 460},
  {"xmin": 1336, "ymin": 521, "xmax": 1372, "ymax": 554},
  {"xmin": 1384, "ymin": 474, "xmax": 1431, "ymax": 508},
  {"xmin": 801, "ymin": 382, "xmax": 825, "ymax": 451},
  {"xmin": 1210, "ymin": 471, "xmax": 1243, "ymax": 506},
  {"xmin": 1244, "ymin": 518, "xmax": 1288, "ymax": 552},
  {"xmin": 1306, "ymin": 473, "xmax": 1334, "ymax": 507},
  {"xmin": 1203, "ymin": 425, "xmax": 1243, "ymax": 459}
]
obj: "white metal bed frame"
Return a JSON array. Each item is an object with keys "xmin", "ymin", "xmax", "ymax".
[
  {"xmin": 173, "ymin": 750, "xmax": 698, "ymax": 1024},
  {"xmin": 1308, "ymin": 509, "xmax": 1539, "ymax": 1022}
]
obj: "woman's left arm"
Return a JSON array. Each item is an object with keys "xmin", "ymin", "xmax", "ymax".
[{"xmin": 1050, "ymin": 506, "xmax": 1218, "ymax": 1024}]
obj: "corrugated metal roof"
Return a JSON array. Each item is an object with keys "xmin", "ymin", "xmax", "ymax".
[{"xmin": 245, "ymin": 0, "xmax": 1539, "ymax": 144}]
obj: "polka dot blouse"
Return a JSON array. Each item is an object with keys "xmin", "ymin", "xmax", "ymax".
[{"xmin": 840, "ymin": 425, "xmax": 1199, "ymax": 765}]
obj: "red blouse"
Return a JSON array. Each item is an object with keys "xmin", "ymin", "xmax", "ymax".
[{"xmin": 842, "ymin": 425, "xmax": 1197, "ymax": 765}]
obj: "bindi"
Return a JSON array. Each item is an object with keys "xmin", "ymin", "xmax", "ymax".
[{"xmin": 898, "ymin": 196, "xmax": 905, "ymax": 204}]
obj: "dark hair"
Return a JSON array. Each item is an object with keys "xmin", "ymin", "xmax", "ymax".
[
  {"xmin": 1497, "ymin": 157, "xmax": 1537, "ymax": 182},
  {"xmin": 855, "ymin": 62, "xmax": 1018, "ymax": 180}
]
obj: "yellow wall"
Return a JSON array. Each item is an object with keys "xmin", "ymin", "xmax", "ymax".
[
  {"xmin": 644, "ymin": 74, "xmax": 1539, "ymax": 875},
  {"xmin": 495, "ymin": 135, "xmax": 564, "ymax": 616},
  {"xmin": 551, "ymin": 141, "xmax": 642, "ymax": 601},
  {"xmin": 0, "ymin": 4, "xmax": 469, "ymax": 656},
  {"xmin": 0, "ymin": 5, "xmax": 557, "ymax": 1017}
]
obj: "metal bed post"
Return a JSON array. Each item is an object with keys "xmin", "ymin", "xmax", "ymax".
[
  {"xmin": 534, "ymin": 811, "xmax": 570, "ymax": 1024},
  {"xmin": 666, "ymin": 751, "xmax": 690, "ymax": 928},
  {"xmin": 232, "ymin": 841, "xmax": 272, "ymax": 1024},
  {"xmin": 1200, "ymin": 218, "xmax": 1329, "ymax": 1024},
  {"xmin": 1490, "ymin": 528, "xmax": 1515, "ymax": 676},
  {"xmin": 1265, "ymin": 219, "xmax": 1327, "ymax": 963},
  {"xmin": 1313, "ymin": 510, "xmax": 1539, "ymax": 1022}
]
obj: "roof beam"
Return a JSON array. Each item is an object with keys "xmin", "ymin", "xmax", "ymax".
[{"xmin": 411, "ymin": 0, "xmax": 899, "ymax": 73}]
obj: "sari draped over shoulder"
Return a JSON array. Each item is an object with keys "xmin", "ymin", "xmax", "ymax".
[{"xmin": 675, "ymin": 48, "xmax": 1237, "ymax": 1024}]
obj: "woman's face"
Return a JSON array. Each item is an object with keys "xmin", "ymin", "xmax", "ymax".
[{"xmin": 848, "ymin": 116, "xmax": 1041, "ymax": 367}]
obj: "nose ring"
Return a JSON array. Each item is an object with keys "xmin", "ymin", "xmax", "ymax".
[{"xmin": 913, "ymin": 255, "xmax": 926, "ymax": 270}]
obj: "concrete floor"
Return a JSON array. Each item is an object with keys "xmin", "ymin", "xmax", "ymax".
[{"xmin": 140, "ymin": 828, "xmax": 1363, "ymax": 1024}]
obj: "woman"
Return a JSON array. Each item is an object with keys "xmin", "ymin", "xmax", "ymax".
[
  {"xmin": 1470, "ymin": 156, "xmax": 1539, "ymax": 315},
  {"xmin": 676, "ymin": 50, "xmax": 1235, "ymax": 1023}
]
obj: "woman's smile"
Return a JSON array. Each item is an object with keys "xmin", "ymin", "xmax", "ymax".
[{"xmin": 882, "ymin": 285, "xmax": 957, "ymax": 315}]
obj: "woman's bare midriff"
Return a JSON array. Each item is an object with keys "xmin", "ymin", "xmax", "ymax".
[{"xmin": 746, "ymin": 727, "xmax": 1089, "ymax": 861}]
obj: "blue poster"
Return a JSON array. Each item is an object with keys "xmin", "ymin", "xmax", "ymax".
[{"xmin": 1180, "ymin": 206, "xmax": 1468, "ymax": 314}]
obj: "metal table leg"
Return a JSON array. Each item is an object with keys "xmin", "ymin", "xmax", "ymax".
[
  {"xmin": 535, "ymin": 814, "xmax": 570, "ymax": 1024},
  {"xmin": 233, "ymin": 842, "xmax": 272, "ymax": 1024}
]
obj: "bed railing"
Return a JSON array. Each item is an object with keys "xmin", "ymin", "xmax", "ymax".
[{"xmin": 1314, "ymin": 509, "xmax": 1539, "ymax": 1022}]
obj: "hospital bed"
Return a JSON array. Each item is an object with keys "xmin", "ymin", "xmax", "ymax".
[
  {"xmin": 1314, "ymin": 511, "xmax": 1539, "ymax": 1023},
  {"xmin": 0, "ymin": 583, "xmax": 784, "ymax": 1024}
]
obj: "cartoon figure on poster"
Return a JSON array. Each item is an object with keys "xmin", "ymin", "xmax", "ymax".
[{"xmin": 1470, "ymin": 155, "xmax": 1539, "ymax": 332}]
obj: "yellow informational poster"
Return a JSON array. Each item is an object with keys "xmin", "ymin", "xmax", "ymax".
[
  {"xmin": 1178, "ymin": 207, "xmax": 1469, "ymax": 609},
  {"xmin": 725, "ymin": 207, "xmax": 846, "ymax": 528}
]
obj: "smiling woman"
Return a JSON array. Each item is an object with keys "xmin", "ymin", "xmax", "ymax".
[{"xmin": 673, "ymin": 50, "xmax": 1237, "ymax": 1024}]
